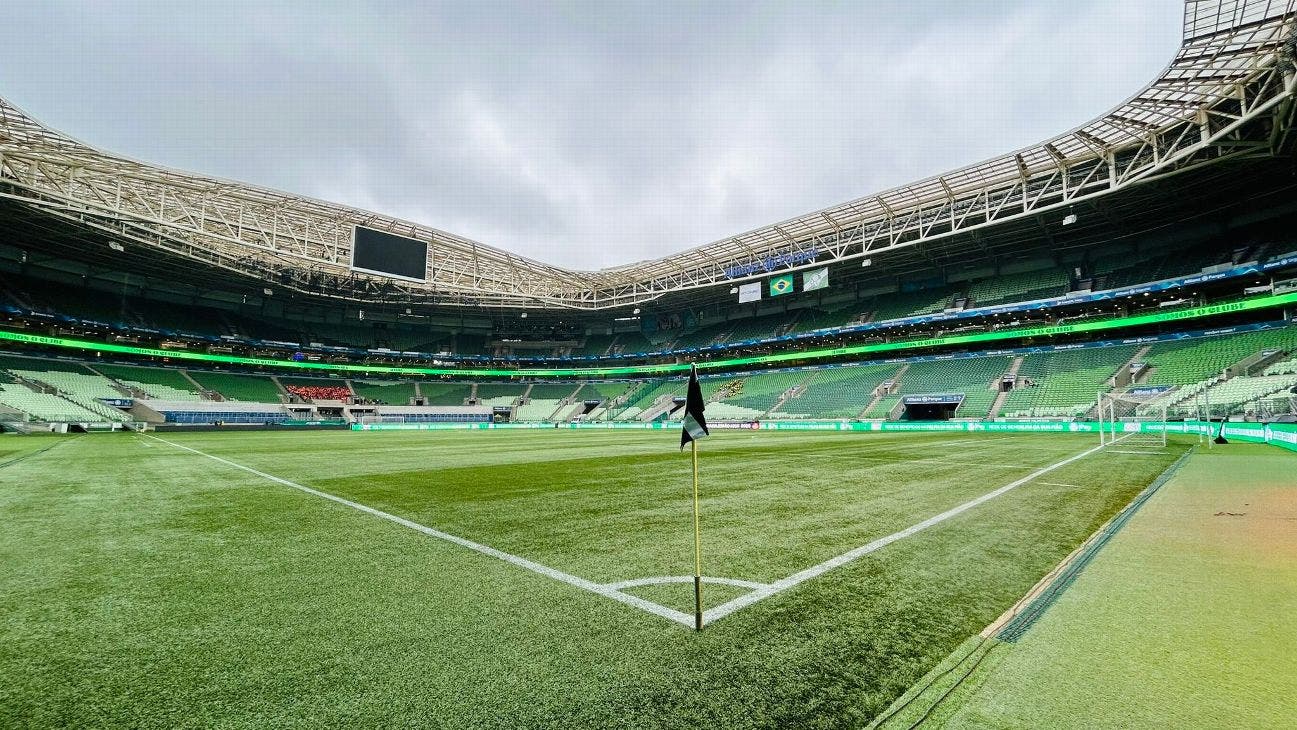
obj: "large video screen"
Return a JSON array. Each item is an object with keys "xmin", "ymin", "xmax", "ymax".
[{"xmin": 350, "ymin": 226, "xmax": 428, "ymax": 282}]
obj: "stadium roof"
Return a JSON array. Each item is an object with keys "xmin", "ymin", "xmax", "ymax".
[{"xmin": 1, "ymin": 0, "xmax": 1294, "ymax": 310}]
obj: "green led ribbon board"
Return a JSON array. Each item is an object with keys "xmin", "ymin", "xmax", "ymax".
[{"xmin": 1, "ymin": 290, "xmax": 1294, "ymax": 378}]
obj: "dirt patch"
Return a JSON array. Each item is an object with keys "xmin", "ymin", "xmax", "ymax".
[{"xmin": 1200, "ymin": 486, "xmax": 1297, "ymax": 560}]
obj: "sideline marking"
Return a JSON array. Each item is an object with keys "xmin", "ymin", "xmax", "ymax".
[
  {"xmin": 148, "ymin": 433, "xmax": 1125, "ymax": 629},
  {"xmin": 701, "ymin": 440, "xmax": 1113, "ymax": 623},
  {"xmin": 146, "ymin": 435, "xmax": 697, "ymax": 627}
]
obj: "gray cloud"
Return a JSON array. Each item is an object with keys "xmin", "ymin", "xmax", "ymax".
[{"xmin": 2, "ymin": 1, "xmax": 1183, "ymax": 269}]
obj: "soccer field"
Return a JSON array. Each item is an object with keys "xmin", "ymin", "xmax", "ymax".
[{"xmin": 1, "ymin": 429, "xmax": 1187, "ymax": 728}]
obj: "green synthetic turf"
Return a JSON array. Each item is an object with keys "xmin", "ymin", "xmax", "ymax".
[
  {"xmin": 0, "ymin": 430, "xmax": 1186, "ymax": 728},
  {"xmin": 873, "ymin": 443, "xmax": 1297, "ymax": 729}
]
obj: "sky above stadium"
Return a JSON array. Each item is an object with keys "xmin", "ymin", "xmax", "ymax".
[{"xmin": 4, "ymin": 1, "xmax": 1183, "ymax": 270}]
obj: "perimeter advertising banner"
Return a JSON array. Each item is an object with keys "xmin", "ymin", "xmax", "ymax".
[{"xmin": 348, "ymin": 419, "xmax": 1297, "ymax": 452}]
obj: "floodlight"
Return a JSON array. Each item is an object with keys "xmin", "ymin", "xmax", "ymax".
[
  {"xmin": 108, "ymin": 241, "xmax": 125, "ymax": 252},
  {"xmin": 1062, "ymin": 213, "xmax": 1078, "ymax": 226}
]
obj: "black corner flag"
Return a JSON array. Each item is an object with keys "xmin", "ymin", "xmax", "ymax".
[
  {"xmin": 681, "ymin": 363, "xmax": 708, "ymax": 630},
  {"xmin": 680, "ymin": 364, "xmax": 709, "ymax": 451}
]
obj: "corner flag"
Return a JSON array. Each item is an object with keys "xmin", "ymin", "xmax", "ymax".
[
  {"xmin": 680, "ymin": 364, "xmax": 709, "ymax": 450},
  {"xmin": 680, "ymin": 363, "xmax": 709, "ymax": 630}
]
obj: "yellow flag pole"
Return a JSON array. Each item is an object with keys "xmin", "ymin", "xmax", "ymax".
[{"xmin": 692, "ymin": 438, "xmax": 703, "ymax": 631}]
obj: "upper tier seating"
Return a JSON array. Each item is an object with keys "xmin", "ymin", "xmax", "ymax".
[
  {"xmin": 967, "ymin": 269, "xmax": 1070, "ymax": 306},
  {"xmin": 869, "ymin": 289, "xmax": 952, "ymax": 322},
  {"xmin": 578, "ymin": 334, "xmax": 617, "ymax": 356}
]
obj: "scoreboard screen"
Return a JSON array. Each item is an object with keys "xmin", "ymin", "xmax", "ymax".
[{"xmin": 350, "ymin": 226, "xmax": 428, "ymax": 282}]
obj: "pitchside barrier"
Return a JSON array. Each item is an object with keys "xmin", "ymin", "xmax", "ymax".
[{"xmin": 350, "ymin": 419, "xmax": 1297, "ymax": 453}]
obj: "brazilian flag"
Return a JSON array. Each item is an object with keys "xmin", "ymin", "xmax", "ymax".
[{"xmin": 769, "ymin": 274, "xmax": 794, "ymax": 297}]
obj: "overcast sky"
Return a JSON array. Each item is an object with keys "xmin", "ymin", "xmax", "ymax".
[{"xmin": 3, "ymin": 1, "xmax": 1183, "ymax": 270}]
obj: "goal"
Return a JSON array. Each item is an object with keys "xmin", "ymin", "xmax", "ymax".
[{"xmin": 1096, "ymin": 388, "xmax": 1168, "ymax": 448}]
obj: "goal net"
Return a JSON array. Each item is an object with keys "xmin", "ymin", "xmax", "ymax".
[{"xmin": 1096, "ymin": 388, "xmax": 1169, "ymax": 448}]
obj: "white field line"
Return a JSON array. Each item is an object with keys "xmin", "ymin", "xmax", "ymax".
[
  {"xmin": 845, "ymin": 453, "xmax": 1050, "ymax": 470},
  {"xmin": 1037, "ymin": 481, "xmax": 1082, "ymax": 488},
  {"xmin": 700, "ymin": 439, "xmax": 1114, "ymax": 624},
  {"xmin": 877, "ymin": 436, "xmax": 1018, "ymax": 450},
  {"xmin": 149, "ymin": 433, "xmax": 1129, "ymax": 630},
  {"xmin": 146, "ymin": 435, "xmax": 696, "ymax": 627}
]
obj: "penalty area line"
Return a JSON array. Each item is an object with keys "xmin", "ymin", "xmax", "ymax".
[
  {"xmin": 702, "ymin": 439, "xmax": 1112, "ymax": 624},
  {"xmin": 145, "ymin": 435, "xmax": 696, "ymax": 628}
]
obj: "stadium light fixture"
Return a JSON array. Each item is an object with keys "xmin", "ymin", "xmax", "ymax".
[
  {"xmin": 861, "ymin": 258, "xmax": 873, "ymax": 267},
  {"xmin": 108, "ymin": 241, "xmax": 125, "ymax": 252},
  {"xmin": 262, "ymin": 288, "xmax": 273, "ymax": 296},
  {"xmin": 520, "ymin": 312, "xmax": 528, "ymax": 318}
]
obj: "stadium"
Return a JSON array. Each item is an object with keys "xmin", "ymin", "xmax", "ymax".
[{"xmin": 1, "ymin": 1, "xmax": 1295, "ymax": 727}]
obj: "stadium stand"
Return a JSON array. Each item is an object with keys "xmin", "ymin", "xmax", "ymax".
[
  {"xmin": 1141, "ymin": 328, "xmax": 1297, "ymax": 385},
  {"xmin": 791, "ymin": 304, "xmax": 868, "ymax": 333},
  {"xmin": 884, "ymin": 357, "xmax": 1010, "ymax": 418},
  {"xmin": 285, "ymin": 384, "xmax": 350, "ymax": 402},
  {"xmin": 613, "ymin": 380, "xmax": 685, "ymax": 420},
  {"xmin": 869, "ymin": 288, "xmax": 953, "ymax": 321},
  {"xmin": 577, "ymin": 334, "xmax": 617, "ymax": 356},
  {"xmin": 474, "ymin": 383, "xmax": 525, "ymax": 406},
  {"xmin": 0, "ymin": 384, "xmax": 113, "ymax": 422},
  {"xmin": 94, "ymin": 363, "xmax": 206, "ymax": 401},
  {"xmin": 419, "ymin": 382, "xmax": 474, "ymax": 406},
  {"xmin": 186, "ymin": 371, "xmax": 284, "ymax": 402},
  {"xmin": 0, "ymin": 357, "xmax": 131, "ymax": 422},
  {"xmin": 351, "ymin": 380, "xmax": 417, "ymax": 405},
  {"xmin": 3, "ymin": 319, "xmax": 1297, "ymax": 425},
  {"xmin": 967, "ymin": 268, "xmax": 1070, "ymax": 306},
  {"xmin": 704, "ymin": 370, "xmax": 806, "ymax": 418},
  {"xmin": 1264, "ymin": 357, "xmax": 1297, "ymax": 376},
  {"xmin": 1001, "ymin": 346, "xmax": 1139, "ymax": 418},
  {"xmin": 782, "ymin": 363, "xmax": 903, "ymax": 419},
  {"xmin": 1202, "ymin": 373, "xmax": 1297, "ymax": 412}
]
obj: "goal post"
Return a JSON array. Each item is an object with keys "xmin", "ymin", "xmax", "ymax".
[{"xmin": 1097, "ymin": 388, "xmax": 1168, "ymax": 448}]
